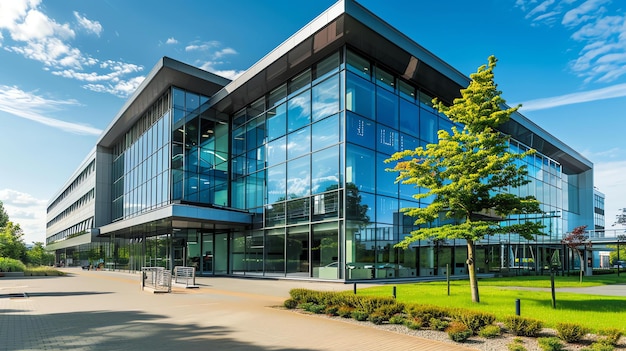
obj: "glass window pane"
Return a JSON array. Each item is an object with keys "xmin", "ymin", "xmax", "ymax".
[
  {"xmin": 375, "ymin": 67, "xmax": 395, "ymax": 91},
  {"xmin": 346, "ymin": 73, "xmax": 375, "ymax": 119},
  {"xmin": 287, "ymin": 91, "xmax": 311, "ymax": 133},
  {"xmin": 312, "ymin": 191, "xmax": 340, "ymax": 221},
  {"xmin": 377, "ymin": 152, "xmax": 398, "ymax": 197},
  {"xmin": 265, "ymin": 228, "xmax": 285, "ymax": 273},
  {"xmin": 287, "ymin": 198, "xmax": 309, "ymax": 224},
  {"xmin": 311, "ymin": 146, "xmax": 339, "ymax": 194},
  {"xmin": 185, "ymin": 92, "xmax": 199, "ymax": 112},
  {"xmin": 287, "ymin": 126, "xmax": 310, "ymax": 160},
  {"xmin": 398, "ymin": 80, "xmax": 416, "ymax": 101},
  {"xmin": 420, "ymin": 109, "xmax": 438, "ymax": 144},
  {"xmin": 232, "ymin": 126, "xmax": 245, "ymax": 156},
  {"xmin": 268, "ymin": 164, "xmax": 286, "ymax": 203},
  {"xmin": 345, "ymin": 144, "xmax": 375, "ymax": 193},
  {"xmin": 346, "ymin": 112, "xmax": 375, "ymax": 149},
  {"xmin": 312, "ymin": 75, "xmax": 339, "ymax": 121},
  {"xmin": 376, "ymin": 195, "xmax": 398, "ymax": 224},
  {"xmin": 376, "ymin": 88, "xmax": 398, "ymax": 128},
  {"xmin": 399, "ymin": 133, "xmax": 419, "ymax": 152},
  {"xmin": 287, "ymin": 156, "xmax": 310, "ymax": 199},
  {"xmin": 267, "ymin": 136, "xmax": 286, "ymax": 167},
  {"xmin": 312, "ymin": 222, "xmax": 339, "ymax": 278},
  {"xmin": 269, "ymin": 84, "xmax": 287, "ymax": 108},
  {"xmin": 289, "ymin": 69, "xmax": 311, "ymax": 96},
  {"xmin": 173, "ymin": 87, "xmax": 185, "ymax": 110},
  {"xmin": 346, "ymin": 50, "xmax": 371, "ymax": 79},
  {"xmin": 312, "ymin": 113, "xmax": 339, "ymax": 152},
  {"xmin": 267, "ymin": 103, "xmax": 286, "ymax": 141},
  {"xmin": 265, "ymin": 202, "xmax": 285, "ymax": 227},
  {"xmin": 399, "ymin": 98, "xmax": 419, "ymax": 136},
  {"xmin": 377, "ymin": 124, "xmax": 399, "ymax": 155},
  {"xmin": 314, "ymin": 52, "xmax": 340, "ymax": 82}
]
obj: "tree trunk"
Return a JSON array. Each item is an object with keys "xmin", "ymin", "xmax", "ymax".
[
  {"xmin": 577, "ymin": 251, "xmax": 584, "ymax": 283},
  {"xmin": 467, "ymin": 241, "xmax": 480, "ymax": 303}
]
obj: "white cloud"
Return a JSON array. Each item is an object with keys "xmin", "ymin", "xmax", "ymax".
[
  {"xmin": 517, "ymin": 0, "xmax": 626, "ymax": 83},
  {"xmin": 214, "ymin": 47, "xmax": 237, "ymax": 58},
  {"xmin": 518, "ymin": 82, "xmax": 626, "ymax": 111},
  {"xmin": 0, "ymin": 1, "xmax": 143, "ymax": 98},
  {"xmin": 165, "ymin": 37, "xmax": 178, "ymax": 44},
  {"xmin": 83, "ymin": 75, "xmax": 145, "ymax": 98},
  {"xmin": 73, "ymin": 11, "xmax": 102, "ymax": 36},
  {"xmin": 0, "ymin": 85, "xmax": 102, "ymax": 135},
  {"xmin": 0, "ymin": 188, "xmax": 47, "ymax": 244}
]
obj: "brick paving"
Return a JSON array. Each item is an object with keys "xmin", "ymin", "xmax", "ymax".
[{"xmin": 0, "ymin": 269, "xmax": 477, "ymax": 351}]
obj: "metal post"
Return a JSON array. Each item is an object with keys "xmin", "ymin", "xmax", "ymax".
[
  {"xmin": 618, "ymin": 239, "xmax": 621, "ymax": 277},
  {"xmin": 515, "ymin": 299, "xmax": 521, "ymax": 316},
  {"xmin": 393, "ymin": 286, "xmax": 396, "ymax": 299},
  {"xmin": 353, "ymin": 282, "xmax": 357, "ymax": 294},
  {"xmin": 446, "ymin": 263, "xmax": 450, "ymax": 296}
]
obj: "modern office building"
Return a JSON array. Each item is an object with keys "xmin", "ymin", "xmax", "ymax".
[{"xmin": 46, "ymin": 0, "xmax": 595, "ymax": 280}]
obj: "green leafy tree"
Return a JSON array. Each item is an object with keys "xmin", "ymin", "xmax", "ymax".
[
  {"xmin": 0, "ymin": 221, "xmax": 27, "ymax": 261},
  {"xmin": 0, "ymin": 200, "xmax": 9, "ymax": 228},
  {"xmin": 26, "ymin": 242, "xmax": 55, "ymax": 266},
  {"xmin": 386, "ymin": 56, "xmax": 544, "ymax": 303}
]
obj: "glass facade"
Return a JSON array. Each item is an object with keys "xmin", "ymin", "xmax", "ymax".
[{"xmin": 47, "ymin": 30, "xmax": 591, "ymax": 280}]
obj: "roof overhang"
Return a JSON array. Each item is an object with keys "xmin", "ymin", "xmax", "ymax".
[
  {"xmin": 98, "ymin": 57, "xmax": 231, "ymax": 148},
  {"xmin": 98, "ymin": 203, "xmax": 252, "ymax": 237}
]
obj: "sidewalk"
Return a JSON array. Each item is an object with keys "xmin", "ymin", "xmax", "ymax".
[{"xmin": 0, "ymin": 269, "xmax": 477, "ymax": 351}]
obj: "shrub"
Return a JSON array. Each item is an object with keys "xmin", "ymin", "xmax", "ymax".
[
  {"xmin": 297, "ymin": 302, "xmax": 314, "ymax": 312},
  {"xmin": 352, "ymin": 296, "xmax": 397, "ymax": 314},
  {"xmin": 478, "ymin": 325, "xmax": 501, "ymax": 339},
  {"xmin": 597, "ymin": 328, "xmax": 622, "ymax": 346},
  {"xmin": 403, "ymin": 317, "xmax": 423, "ymax": 330},
  {"xmin": 368, "ymin": 312, "xmax": 386, "ymax": 325},
  {"xmin": 446, "ymin": 321, "xmax": 472, "ymax": 343},
  {"xmin": 337, "ymin": 306, "xmax": 354, "ymax": 318},
  {"xmin": 373, "ymin": 303, "xmax": 405, "ymax": 319},
  {"xmin": 508, "ymin": 338, "xmax": 528, "ymax": 351},
  {"xmin": 284, "ymin": 298, "xmax": 298, "ymax": 309},
  {"xmin": 555, "ymin": 322, "xmax": 590, "ymax": 343},
  {"xmin": 503, "ymin": 315, "xmax": 543, "ymax": 337},
  {"xmin": 351, "ymin": 309, "xmax": 369, "ymax": 321},
  {"xmin": 580, "ymin": 341, "xmax": 615, "ymax": 351},
  {"xmin": 406, "ymin": 304, "xmax": 449, "ymax": 324},
  {"xmin": 452, "ymin": 309, "xmax": 496, "ymax": 335},
  {"xmin": 0, "ymin": 257, "xmax": 26, "ymax": 272},
  {"xmin": 308, "ymin": 304, "xmax": 326, "ymax": 314},
  {"xmin": 389, "ymin": 314, "xmax": 406, "ymax": 325},
  {"xmin": 537, "ymin": 337, "xmax": 565, "ymax": 351},
  {"xmin": 429, "ymin": 318, "xmax": 449, "ymax": 331},
  {"xmin": 324, "ymin": 305, "xmax": 339, "ymax": 316}
]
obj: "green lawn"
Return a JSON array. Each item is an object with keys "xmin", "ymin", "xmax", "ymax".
[{"xmin": 354, "ymin": 274, "xmax": 626, "ymax": 333}]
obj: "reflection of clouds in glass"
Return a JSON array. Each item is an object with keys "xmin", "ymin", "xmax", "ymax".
[
  {"xmin": 311, "ymin": 175, "xmax": 339, "ymax": 193},
  {"xmin": 312, "ymin": 78, "xmax": 339, "ymax": 120},
  {"xmin": 287, "ymin": 175, "xmax": 311, "ymax": 198}
]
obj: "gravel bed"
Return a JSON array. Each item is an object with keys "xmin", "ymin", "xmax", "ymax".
[{"xmin": 285, "ymin": 309, "xmax": 626, "ymax": 351}]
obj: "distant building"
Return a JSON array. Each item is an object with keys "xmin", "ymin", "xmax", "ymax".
[{"xmin": 46, "ymin": 0, "xmax": 595, "ymax": 279}]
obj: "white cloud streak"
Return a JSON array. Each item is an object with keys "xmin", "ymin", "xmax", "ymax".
[
  {"xmin": 0, "ymin": 0, "xmax": 142, "ymax": 98},
  {"xmin": 165, "ymin": 37, "xmax": 178, "ymax": 44},
  {"xmin": 0, "ymin": 85, "xmax": 102, "ymax": 135},
  {"xmin": 518, "ymin": 82, "xmax": 626, "ymax": 111},
  {"xmin": 516, "ymin": 0, "xmax": 626, "ymax": 83},
  {"xmin": 73, "ymin": 11, "xmax": 103, "ymax": 36}
]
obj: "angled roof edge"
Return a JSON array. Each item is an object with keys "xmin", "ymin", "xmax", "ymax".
[{"xmin": 97, "ymin": 56, "xmax": 230, "ymax": 148}]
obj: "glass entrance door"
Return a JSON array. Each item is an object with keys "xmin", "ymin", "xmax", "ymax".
[{"xmin": 202, "ymin": 234, "xmax": 213, "ymax": 275}]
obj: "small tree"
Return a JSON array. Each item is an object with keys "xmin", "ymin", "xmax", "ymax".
[
  {"xmin": 0, "ymin": 221, "xmax": 27, "ymax": 261},
  {"xmin": 386, "ymin": 56, "xmax": 544, "ymax": 303},
  {"xmin": 561, "ymin": 225, "xmax": 590, "ymax": 283}
]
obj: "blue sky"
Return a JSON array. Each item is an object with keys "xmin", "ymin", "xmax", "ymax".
[{"xmin": 1, "ymin": 0, "xmax": 625, "ymax": 244}]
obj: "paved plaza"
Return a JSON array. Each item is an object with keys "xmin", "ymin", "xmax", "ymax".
[{"xmin": 0, "ymin": 269, "xmax": 476, "ymax": 351}]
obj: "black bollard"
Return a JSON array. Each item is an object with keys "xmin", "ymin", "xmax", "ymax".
[
  {"xmin": 353, "ymin": 282, "xmax": 357, "ymax": 294},
  {"xmin": 515, "ymin": 299, "xmax": 521, "ymax": 316},
  {"xmin": 393, "ymin": 286, "xmax": 396, "ymax": 299}
]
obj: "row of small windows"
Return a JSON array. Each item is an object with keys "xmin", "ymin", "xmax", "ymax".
[
  {"xmin": 47, "ymin": 189, "xmax": 95, "ymax": 228},
  {"xmin": 46, "ymin": 216, "xmax": 94, "ymax": 245},
  {"xmin": 47, "ymin": 160, "xmax": 95, "ymax": 213}
]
